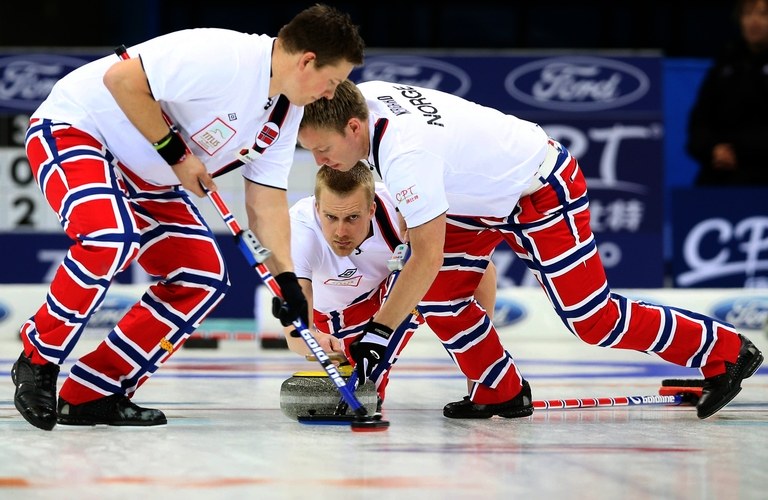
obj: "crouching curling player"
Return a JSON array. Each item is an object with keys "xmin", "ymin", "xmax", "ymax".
[{"xmin": 282, "ymin": 163, "xmax": 497, "ymax": 412}]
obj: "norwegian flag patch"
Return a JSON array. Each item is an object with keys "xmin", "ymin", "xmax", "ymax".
[{"xmin": 255, "ymin": 122, "xmax": 280, "ymax": 148}]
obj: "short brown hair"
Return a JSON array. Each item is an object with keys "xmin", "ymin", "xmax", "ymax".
[
  {"xmin": 737, "ymin": 0, "xmax": 768, "ymax": 17},
  {"xmin": 278, "ymin": 4, "xmax": 365, "ymax": 68},
  {"xmin": 301, "ymin": 79, "xmax": 369, "ymax": 133},
  {"xmin": 315, "ymin": 162, "xmax": 374, "ymax": 205}
]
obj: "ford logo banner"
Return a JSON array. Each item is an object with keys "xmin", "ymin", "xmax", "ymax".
[
  {"xmin": 493, "ymin": 297, "xmax": 526, "ymax": 328},
  {"xmin": 504, "ymin": 56, "xmax": 651, "ymax": 112},
  {"xmin": 87, "ymin": 294, "xmax": 137, "ymax": 330},
  {"xmin": 0, "ymin": 53, "xmax": 93, "ymax": 112},
  {"xmin": 0, "ymin": 300, "xmax": 8, "ymax": 323},
  {"xmin": 354, "ymin": 55, "xmax": 472, "ymax": 96},
  {"xmin": 711, "ymin": 297, "xmax": 768, "ymax": 331}
]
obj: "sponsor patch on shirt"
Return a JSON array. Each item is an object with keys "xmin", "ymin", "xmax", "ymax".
[
  {"xmin": 191, "ymin": 118, "xmax": 236, "ymax": 156},
  {"xmin": 256, "ymin": 122, "xmax": 280, "ymax": 148},
  {"xmin": 237, "ymin": 122, "xmax": 282, "ymax": 163},
  {"xmin": 395, "ymin": 184, "xmax": 420, "ymax": 205},
  {"xmin": 324, "ymin": 275, "xmax": 362, "ymax": 287},
  {"xmin": 237, "ymin": 146, "xmax": 261, "ymax": 163}
]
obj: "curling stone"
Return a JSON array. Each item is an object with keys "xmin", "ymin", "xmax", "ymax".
[{"xmin": 280, "ymin": 365, "xmax": 377, "ymax": 420}]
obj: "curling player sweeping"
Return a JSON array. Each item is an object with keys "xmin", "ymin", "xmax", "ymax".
[{"xmin": 278, "ymin": 164, "xmax": 497, "ymax": 429}]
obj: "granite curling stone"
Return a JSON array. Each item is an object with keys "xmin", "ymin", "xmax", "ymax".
[{"xmin": 280, "ymin": 366, "xmax": 378, "ymax": 420}]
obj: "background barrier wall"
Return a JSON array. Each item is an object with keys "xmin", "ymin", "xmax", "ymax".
[
  {"xmin": 255, "ymin": 285, "xmax": 768, "ymax": 341},
  {"xmin": 1, "ymin": 48, "xmax": 766, "ymax": 334},
  {"xmin": 4, "ymin": 283, "xmax": 765, "ymax": 342}
]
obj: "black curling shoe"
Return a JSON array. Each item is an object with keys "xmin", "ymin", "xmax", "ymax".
[
  {"xmin": 57, "ymin": 394, "xmax": 167, "ymax": 426},
  {"xmin": 12, "ymin": 352, "xmax": 60, "ymax": 431},
  {"xmin": 443, "ymin": 379, "xmax": 534, "ymax": 419},
  {"xmin": 697, "ymin": 334, "xmax": 763, "ymax": 419}
]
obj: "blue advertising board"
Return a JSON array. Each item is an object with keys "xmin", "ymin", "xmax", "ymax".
[
  {"xmin": 671, "ymin": 188, "xmax": 768, "ymax": 288},
  {"xmin": 0, "ymin": 51, "xmax": 102, "ymax": 113},
  {"xmin": 352, "ymin": 53, "xmax": 665, "ymax": 287},
  {"xmin": 350, "ymin": 53, "xmax": 662, "ymax": 115},
  {"xmin": 0, "ymin": 233, "xmax": 259, "ymax": 318},
  {"xmin": 1, "ymin": 50, "xmax": 666, "ymax": 289}
]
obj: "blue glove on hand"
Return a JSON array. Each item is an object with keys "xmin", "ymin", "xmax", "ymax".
[
  {"xmin": 271, "ymin": 272, "xmax": 309, "ymax": 327},
  {"xmin": 349, "ymin": 321, "xmax": 393, "ymax": 385}
]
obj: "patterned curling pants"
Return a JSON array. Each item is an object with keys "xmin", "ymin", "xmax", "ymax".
[
  {"xmin": 420, "ymin": 140, "xmax": 743, "ymax": 404},
  {"xmin": 22, "ymin": 119, "xmax": 230, "ymax": 404}
]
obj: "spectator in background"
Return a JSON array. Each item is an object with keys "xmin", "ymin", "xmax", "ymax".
[{"xmin": 687, "ymin": 0, "xmax": 768, "ymax": 186}]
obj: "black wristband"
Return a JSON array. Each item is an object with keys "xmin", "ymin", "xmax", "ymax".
[
  {"xmin": 367, "ymin": 321, "xmax": 394, "ymax": 340},
  {"xmin": 275, "ymin": 272, "xmax": 304, "ymax": 306},
  {"xmin": 275, "ymin": 272, "xmax": 299, "ymax": 290},
  {"xmin": 152, "ymin": 129, "xmax": 187, "ymax": 165}
]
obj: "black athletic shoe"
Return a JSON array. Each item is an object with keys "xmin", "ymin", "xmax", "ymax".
[
  {"xmin": 443, "ymin": 379, "xmax": 534, "ymax": 419},
  {"xmin": 12, "ymin": 352, "xmax": 60, "ymax": 431},
  {"xmin": 57, "ymin": 395, "xmax": 167, "ymax": 426},
  {"xmin": 697, "ymin": 335, "xmax": 764, "ymax": 419}
]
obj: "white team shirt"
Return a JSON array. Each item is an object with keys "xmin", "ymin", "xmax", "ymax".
[
  {"xmin": 359, "ymin": 80, "xmax": 550, "ymax": 227},
  {"xmin": 33, "ymin": 29, "xmax": 301, "ymax": 189},
  {"xmin": 290, "ymin": 183, "xmax": 402, "ymax": 313}
]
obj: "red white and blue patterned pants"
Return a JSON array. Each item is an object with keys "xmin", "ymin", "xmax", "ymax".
[
  {"xmin": 313, "ymin": 276, "xmax": 420, "ymax": 401},
  {"xmin": 22, "ymin": 119, "xmax": 229, "ymax": 404},
  {"xmin": 421, "ymin": 140, "xmax": 742, "ymax": 404}
]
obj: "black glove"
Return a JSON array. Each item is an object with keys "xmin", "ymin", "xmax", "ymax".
[
  {"xmin": 271, "ymin": 272, "xmax": 309, "ymax": 327},
  {"xmin": 349, "ymin": 321, "xmax": 393, "ymax": 385}
]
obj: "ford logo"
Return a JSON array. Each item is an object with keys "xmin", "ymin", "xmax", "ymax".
[
  {"xmin": 0, "ymin": 54, "xmax": 90, "ymax": 111},
  {"xmin": 711, "ymin": 297, "xmax": 768, "ymax": 330},
  {"xmin": 504, "ymin": 56, "xmax": 650, "ymax": 112},
  {"xmin": 493, "ymin": 297, "xmax": 526, "ymax": 328},
  {"xmin": 87, "ymin": 294, "xmax": 137, "ymax": 330},
  {"xmin": 356, "ymin": 55, "xmax": 471, "ymax": 96},
  {"xmin": 0, "ymin": 300, "xmax": 8, "ymax": 322}
]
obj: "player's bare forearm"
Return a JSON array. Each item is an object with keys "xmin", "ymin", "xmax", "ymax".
[
  {"xmin": 372, "ymin": 214, "xmax": 445, "ymax": 329},
  {"xmin": 244, "ymin": 182, "xmax": 293, "ymax": 275},
  {"xmin": 286, "ymin": 331, "xmax": 343, "ymax": 361},
  {"xmin": 103, "ymin": 58, "xmax": 173, "ymax": 144},
  {"xmin": 171, "ymin": 156, "xmax": 216, "ymax": 197}
]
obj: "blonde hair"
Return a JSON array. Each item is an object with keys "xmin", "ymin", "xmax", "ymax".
[
  {"xmin": 301, "ymin": 79, "xmax": 369, "ymax": 134},
  {"xmin": 314, "ymin": 162, "xmax": 374, "ymax": 205}
]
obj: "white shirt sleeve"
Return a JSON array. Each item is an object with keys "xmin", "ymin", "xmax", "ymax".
[{"xmin": 289, "ymin": 200, "xmax": 322, "ymax": 281}]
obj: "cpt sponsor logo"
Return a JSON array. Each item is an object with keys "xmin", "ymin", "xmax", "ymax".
[
  {"xmin": 0, "ymin": 54, "xmax": 90, "ymax": 111},
  {"xmin": 545, "ymin": 122, "xmax": 661, "ymax": 194},
  {"xmin": 678, "ymin": 216, "xmax": 768, "ymax": 287},
  {"xmin": 358, "ymin": 55, "xmax": 471, "ymax": 96},
  {"xmin": 505, "ymin": 56, "xmax": 650, "ymax": 112},
  {"xmin": 395, "ymin": 185, "xmax": 419, "ymax": 205},
  {"xmin": 711, "ymin": 297, "xmax": 768, "ymax": 330},
  {"xmin": 87, "ymin": 295, "xmax": 136, "ymax": 330}
]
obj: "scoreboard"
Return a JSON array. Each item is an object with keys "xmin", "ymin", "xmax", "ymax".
[{"xmin": 0, "ymin": 113, "xmax": 57, "ymax": 231}]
